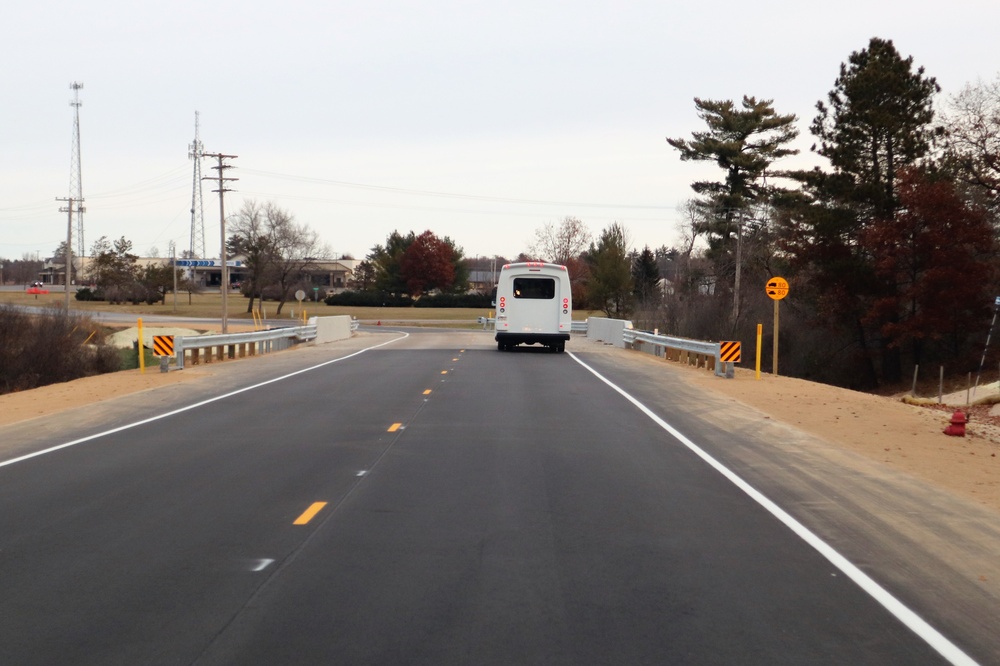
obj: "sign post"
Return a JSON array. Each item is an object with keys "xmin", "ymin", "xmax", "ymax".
[
  {"xmin": 766, "ymin": 277, "xmax": 789, "ymax": 376},
  {"xmin": 295, "ymin": 289, "xmax": 306, "ymax": 320}
]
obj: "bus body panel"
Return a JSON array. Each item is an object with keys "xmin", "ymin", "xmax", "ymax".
[{"xmin": 494, "ymin": 262, "xmax": 572, "ymax": 352}]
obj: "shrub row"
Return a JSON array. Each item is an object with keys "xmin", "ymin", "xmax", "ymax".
[
  {"xmin": 324, "ymin": 291, "xmax": 492, "ymax": 308},
  {"xmin": 324, "ymin": 291, "xmax": 413, "ymax": 307},
  {"xmin": 0, "ymin": 305, "xmax": 121, "ymax": 395}
]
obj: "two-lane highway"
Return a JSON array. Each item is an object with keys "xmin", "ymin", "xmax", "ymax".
[{"xmin": 0, "ymin": 329, "xmax": 981, "ymax": 664}]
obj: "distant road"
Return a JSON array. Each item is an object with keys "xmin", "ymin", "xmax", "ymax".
[{"xmin": 0, "ymin": 329, "xmax": 987, "ymax": 664}]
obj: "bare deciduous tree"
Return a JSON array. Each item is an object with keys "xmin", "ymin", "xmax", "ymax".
[
  {"xmin": 942, "ymin": 75, "xmax": 1000, "ymax": 212},
  {"xmin": 529, "ymin": 216, "xmax": 592, "ymax": 265},
  {"xmin": 269, "ymin": 210, "xmax": 329, "ymax": 314}
]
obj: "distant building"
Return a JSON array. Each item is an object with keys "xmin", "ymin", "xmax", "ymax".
[{"xmin": 39, "ymin": 255, "xmax": 358, "ymax": 296}]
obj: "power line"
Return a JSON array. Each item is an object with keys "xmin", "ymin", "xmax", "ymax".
[{"xmin": 239, "ymin": 168, "xmax": 671, "ymax": 210}]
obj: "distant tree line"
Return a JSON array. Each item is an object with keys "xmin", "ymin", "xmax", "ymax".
[{"xmin": 659, "ymin": 37, "xmax": 1000, "ymax": 389}]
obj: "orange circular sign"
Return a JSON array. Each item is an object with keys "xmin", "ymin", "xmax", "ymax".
[{"xmin": 766, "ymin": 277, "xmax": 789, "ymax": 300}]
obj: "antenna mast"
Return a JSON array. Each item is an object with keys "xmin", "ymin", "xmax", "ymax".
[
  {"xmin": 188, "ymin": 111, "xmax": 206, "ymax": 258},
  {"xmin": 68, "ymin": 82, "xmax": 85, "ymax": 258}
]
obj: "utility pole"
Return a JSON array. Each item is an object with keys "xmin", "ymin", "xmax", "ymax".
[
  {"xmin": 203, "ymin": 153, "xmax": 237, "ymax": 333},
  {"xmin": 732, "ymin": 210, "xmax": 742, "ymax": 326},
  {"xmin": 169, "ymin": 240, "xmax": 178, "ymax": 312},
  {"xmin": 56, "ymin": 196, "xmax": 85, "ymax": 310}
]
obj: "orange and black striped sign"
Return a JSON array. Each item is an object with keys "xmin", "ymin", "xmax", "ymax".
[
  {"xmin": 152, "ymin": 335, "xmax": 175, "ymax": 357},
  {"xmin": 720, "ymin": 341, "xmax": 741, "ymax": 363}
]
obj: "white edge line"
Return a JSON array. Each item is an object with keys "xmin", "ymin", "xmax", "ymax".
[
  {"xmin": 0, "ymin": 332, "xmax": 410, "ymax": 470},
  {"xmin": 567, "ymin": 351, "xmax": 979, "ymax": 666}
]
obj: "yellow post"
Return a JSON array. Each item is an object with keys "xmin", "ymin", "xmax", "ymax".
[
  {"xmin": 756, "ymin": 323, "xmax": 762, "ymax": 380},
  {"xmin": 137, "ymin": 317, "xmax": 145, "ymax": 374}
]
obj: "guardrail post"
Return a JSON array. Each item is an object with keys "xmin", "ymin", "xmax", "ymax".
[{"xmin": 175, "ymin": 341, "xmax": 185, "ymax": 370}]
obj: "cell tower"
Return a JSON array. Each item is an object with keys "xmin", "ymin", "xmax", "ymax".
[
  {"xmin": 68, "ymin": 82, "xmax": 85, "ymax": 257},
  {"xmin": 188, "ymin": 111, "xmax": 206, "ymax": 258}
]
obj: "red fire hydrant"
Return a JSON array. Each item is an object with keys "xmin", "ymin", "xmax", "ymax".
[{"xmin": 943, "ymin": 410, "xmax": 968, "ymax": 437}]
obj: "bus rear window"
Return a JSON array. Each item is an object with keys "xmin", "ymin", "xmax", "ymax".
[{"xmin": 513, "ymin": 277, "xmax": 555, "ymax": 299}]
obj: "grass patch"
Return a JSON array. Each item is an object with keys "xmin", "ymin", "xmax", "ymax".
[{"xmin": 0, "ymin": 290, "xmax": 597, "ymax": 322}]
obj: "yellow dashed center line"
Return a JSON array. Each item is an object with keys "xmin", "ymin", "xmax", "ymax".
[
  {"xmin": 423, "ymin": 389, "xmax": 432, "ymax": 395},
  {"xmin": 388, "ymin": 422, "xmax": 403, "ymax": 432},
  {"xmin": 441, "ymin": 370, "xmax": 448, "ymax": 375},
  {"xmin": 293, "ymin": 502, "xmax": 328, "ymax": 525}
]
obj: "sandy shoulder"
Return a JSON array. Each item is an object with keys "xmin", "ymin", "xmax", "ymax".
[
  {"xmin": 0, "ymin": 367, "xmax": 204, "ymax": 427},
  {"xmin": 675, "ymin": 361, "xmax": 1000, "ymax": 512}
]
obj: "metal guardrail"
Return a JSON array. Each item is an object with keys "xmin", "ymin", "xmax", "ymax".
[
  {"xmin": 624, "ymin": 328, "xmax": 725, "ymax": 377},
  {"xmin": 174, "ymin": 324, "xmax": 317, "ymax": 369}
]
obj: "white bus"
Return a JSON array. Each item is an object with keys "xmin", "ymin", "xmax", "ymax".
[{"xmin": 494, "ymin": 262, "xmax": 572, "ymax": 352}]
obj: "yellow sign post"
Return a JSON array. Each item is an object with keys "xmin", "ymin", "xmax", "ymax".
[
  {"xmin": 755, "ymin": 324, "xmax": 763, "ymax": 380},
  {"xmin": 766, "ymin": 277, "xmax": 789, "ymax": 376},
  {"xmin": 137, "ymin": 318, "xmax": 145, "ymax": 374}
]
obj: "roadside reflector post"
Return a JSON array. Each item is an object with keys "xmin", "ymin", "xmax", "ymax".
[
  {"xmin": 137, "ymin": 318, "xmax": 145, "ymax": 374},
  {"xmin": 755, "ymin": 324, "xmax": 763, "ymax": 380}
]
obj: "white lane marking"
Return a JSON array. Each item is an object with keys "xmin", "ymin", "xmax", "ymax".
[
  {"xmin": 250, "ymin": 558, "xmax": 274, "ymax": 572},
  {"xmin": 567, "ymin": 351, "xmax": 979, "ymax": 666},
  {"xmin": 0, "ymin": 333, "xmax": 410, "ymax": 469},
  {"xmin": 356, "ymin": 470, "xmax": 368, "ymax": 477}
]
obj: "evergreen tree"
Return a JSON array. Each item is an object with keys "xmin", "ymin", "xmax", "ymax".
[
  {"xmin": 631, "ymin": 246, "xmax": 661, "ymax": 304},
  {"xmin": 780, "ymin": 37, "xmax": 942, "ymax": 386},
  {"xmin": 810, "ymin": 37, "xmax": 940, "ymax": 220},
  {"xmin": 368, "ymin": 230, "xmax": 415, "ymax": 296},
  {"xmin": 587, "ymin": 223, "xmax": 633, "ymax": 318},
  {"xmin": 668, "ymin": 96, "xmax": 798, "ymax": 323}
]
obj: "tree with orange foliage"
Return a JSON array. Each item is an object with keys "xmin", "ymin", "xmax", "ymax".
[
  {"xmin": 860, "ymin": 168, "xmax": 996, "ymax": 367},
  {"xmin": 400, "ymin": 230, "xmax": 456, "ymax": 298}
]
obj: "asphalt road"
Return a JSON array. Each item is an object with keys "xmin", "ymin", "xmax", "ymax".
[{"xmin": 0, "ymin": 329, "xmax": 986, "ymax": 664}]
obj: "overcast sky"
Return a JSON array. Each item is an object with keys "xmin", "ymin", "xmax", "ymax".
[{"xmin": 2, "ymin": 1, "xmax": 999, "ymax": 265}]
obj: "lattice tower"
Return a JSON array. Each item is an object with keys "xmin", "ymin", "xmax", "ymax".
[
  {"xmin": 69, "ymin": 82, "xmax": 85, "ymax": 257},
  {"xmin": 188, "ymin": 111, "xmax": 206, "ymax": 258}
]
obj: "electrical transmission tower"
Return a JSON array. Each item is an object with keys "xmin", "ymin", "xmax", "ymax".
[
  {"xmin": 188, "ymin": 111, "xmax": 206, "ymax": 258},
  {"xmin": 68, "ymin": 82, "xmax": 85, "ymax": 258}
]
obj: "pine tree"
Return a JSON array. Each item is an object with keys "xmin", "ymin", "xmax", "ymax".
[
  {"xmin": 781, "ymin": 37, "xmax": 942, "ymax": 386},
  {"xmin": 810, "ymin": 37, "xmax": 940, "ymax": 220},
  {"xmin": 668, "ymin": 96, "xmax": 798, "ymax": 323},
  {"xmin": 631, "ymin": 246, "xmax": 661, "ymax": 304}
]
